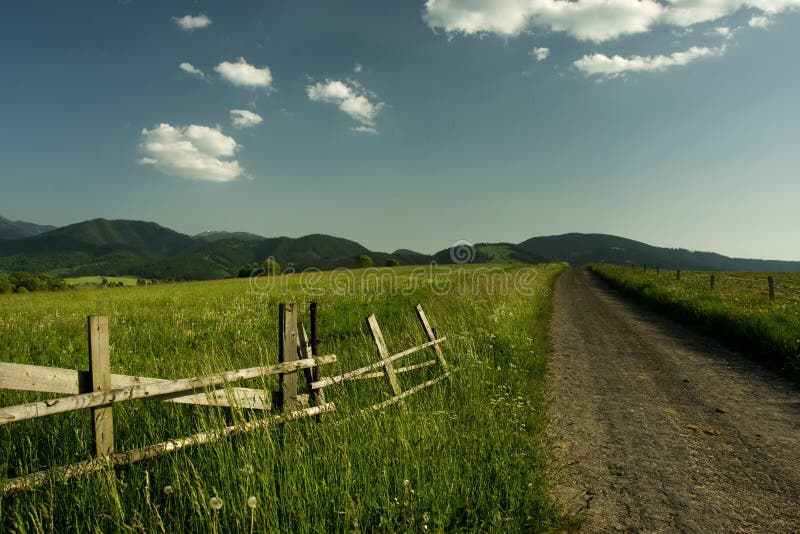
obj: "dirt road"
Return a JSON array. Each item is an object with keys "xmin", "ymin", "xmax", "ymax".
[{"xmin": 547, "ymin": 268, "xmax": 800, "ymax": 532}]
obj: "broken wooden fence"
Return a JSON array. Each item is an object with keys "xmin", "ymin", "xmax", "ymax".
[
  {"xmin": 0, "ymin": 303, "xmax": 449, "ymax": 493},
  {"xmin": 0, "ymin": 302, "xmax": 336, "ymax": 493},
  {"xmin": 311, "ymin": 304, "xmax": 451, "ymax": 413}
]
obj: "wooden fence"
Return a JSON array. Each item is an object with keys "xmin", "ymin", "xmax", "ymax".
[{"xmin": 0, "ymin": 303, "xmax": 449, "ymax": 493}]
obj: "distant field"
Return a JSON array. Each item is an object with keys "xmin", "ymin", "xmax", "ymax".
[
  {"xmin": 588, "ymin": 264, "xmax": 800, "ymax": 375},
  {"xmin": 0, "ymin": 264, "xmax": 573, "ymax": 532},
  {"xmin": 64, "ymin": 275, "xmax": 141, "ymax": 286}
]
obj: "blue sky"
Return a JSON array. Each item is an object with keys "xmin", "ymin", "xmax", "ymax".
[{"xmin": 1, "ymin": 1, "xmax": 798, "ymax": 259}]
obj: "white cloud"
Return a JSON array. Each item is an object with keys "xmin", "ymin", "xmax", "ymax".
[
  {"xmin": 574, "ymin": 45, "xmax": 725, "ymax": 77},
  {"xmin": 138, "ymin": 123, "xmax": 243, "ymax": 183},
  {"xmin": 423, "ymin": 0, "xmax": 664, "ymax": 42},
  {"xmin": 179, "ymin": 62, "xmax": 205, "ymax": 78},
  {"xmin": 354, "ymin": 63, "xmax": 363, "ymax": 73},
  {"xmin": 215, "ymin": 58, "xmax": 273, "ymax": 89},
  {"xmin": 352, "ymin": 125, "xmax": 378, "ymax": 134},
  {"xmin": 423, "ymin": 0, "xmax": 800, "ymax": 42},
  {"xmin": 532, "ymin": 46, "xmax": 550, "ymax": 61},
  {"xmin": 713, "ymin": 26, "xmax": 732, "ymax": 37},
  {"xmin": 172, "ymin": 14, "xmax": 211, "ymax": 31},
  {"xmin": 749, "ymin": 14, "xmax": 772, "ymax": 26},
  {"xmin": 230, "ymin": 109, "xmax": 263, "ymax": 128},
  {"xmin": 306, "ymin": 79, "xmax": 384, "ymax": 132}
]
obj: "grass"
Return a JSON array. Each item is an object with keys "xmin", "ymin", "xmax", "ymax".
[
  {"xmin": 0, "ymin": 263, "xmax": 574, "ymax": 532},
  {"xmin": 588, "ymin": 263, "xmax": 800, "ymax": 376}
]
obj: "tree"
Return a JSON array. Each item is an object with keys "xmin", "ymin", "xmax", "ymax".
[
  {"xmin": 385, "ymin": 258, "xmax": 400, "ymax": 267},
  {"xmin": 0, "ymin": 277, "xmax": 12, "ymax": 294},
  {"xmin": 356, "ymin": 255, "xmax": 373, "ymax": 268},
  {"xmin": 262, "ymin": 258, "xmax": 281, "ymax": 275}
]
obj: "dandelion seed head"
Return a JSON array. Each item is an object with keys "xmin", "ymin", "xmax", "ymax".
[
  {"xmin": 209, "ymin": 496, "xmax": 223, "ymax": 511},
  {"xmin": 247, "ymin": 496, "xmax": 257, "ymax": 509},
  {"xmin": 162, "ymin": 485, "xmax": 173, "ymax": 496},
  {"xmin": 403, "ymin": 479, "xmax": 410, "ymax": 487}
]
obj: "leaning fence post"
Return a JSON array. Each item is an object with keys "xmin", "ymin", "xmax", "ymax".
[
  {"xmin": 367, "ymin": 314, "xmax": 406, "ymax": 413},
  {"xmin": 710, "ymin": 274, "xmax": 715, "ymax": 290},
  {"xmin": 279, "ymin": 303, "xmax": 299, "ymax": 412},
  {"xmin": 415, "ymin": 304, "xmax": 450, "ymax": 376},
  {"xmin": 768, "ymin": 276, "xmax": 775, "ymax": 302},
  {"xmin": 88, "ymin": 315, "xmax": 113, "ymax": 457}
]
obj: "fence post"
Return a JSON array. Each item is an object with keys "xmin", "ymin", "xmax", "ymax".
[
  {"xmin": 676, "ymin": 269, "xmax": 681, "ymax": 281},
  {"xmin": 644, "ymin": 264, "xmax": 647, "ymax": 272},
  {"xmin": 367, "ymin": 314, "xmax": 406, "ymax": 413},
  {"xmin": 768, "ymin": 276, "xmax": 775, "ymax": 302},
  {"xmin": 656, "ymin": 266, "xmax": 660, "ymax": 275},
  {"xmin": 88, "ymin": 315, "xmax": 113, "ymax": 457},
  {"xmin": 415, "ymin": 304, "xmax": 450, "ymax": 375},
  {"xmin": 710, "ymin": 275, "xmax": 715, "ymax": 290},
  {"xmin": 279, "ymin": 303, "xmax": 299, "ymax": 412}
]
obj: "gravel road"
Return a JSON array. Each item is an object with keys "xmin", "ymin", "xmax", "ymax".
[{"xmin": 547, "ymin": 268, "xmax": 800, "ymax": 532}]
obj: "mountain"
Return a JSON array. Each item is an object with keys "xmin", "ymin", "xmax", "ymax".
[
  {"xmin": 194, "ymin": 230, "xmax": 266, "ymax": 242},
  {"xmin": 515, "ymin": 233, "xmax": 800, "ymax": 272},
  {"xmin": 432, "ymin": 243, "xmax": 545, "ymax": 265},
  {"xmin": 0, "ymin": 220, "xmax": 403, "ymax": 280},
  {"xmin": 0, "ymin": 215, "xmax": 57, "ymax": 239},
  {"xmin": 2, "ymin": 218, "xmax": 798, "ymax": 280}
]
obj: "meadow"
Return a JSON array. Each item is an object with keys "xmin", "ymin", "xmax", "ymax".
[
  {"xmin": 588, "ymin": 264, "xmax": 800, "ymax": 376},
  {"xmin": 0, "ymin": 263, "xmax": 575, "ymax": 532}
]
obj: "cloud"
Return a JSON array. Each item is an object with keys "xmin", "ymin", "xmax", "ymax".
[
  {"xmin": 354, "ymin": 63, "xmax": 363, "ymax": 73},
  {"xmin": 574, "ymin": 45, "xmax": 725, "ymax": 77},
  {"xmin": 230, "ymin": 109, "xmax": 263, "ymax": 128},
  {"xmin": 306, "ymin": 79, "xmax": 384, "ymax": 132},
  {"xmin": 749, "ymin": 14, "xmax": 772, "ymax": 26},
  {"xmin": 172, "ymin": 14, "xmax": 211, "ymax": 31},
  {"xmin": 422, "ymin": 0, "xmax": 800, "ymax": 42},
  {"xmin": 532, "ymin": 46, "xmax": 550, "ymax": 61},
  {"xmin": 138, "ymin": 123, "xmax": 243, "ymax": 182},
  {"xmin": 215, "ymin": 58, "xmax": 273, "ymax": 89},
  {"xmin": 179, "ymin": 62, "xmax": 205, "ymax": 78},
  {"xmin": 423, "ymin": 0, "xmax": 664, "ymax": 42},
  {"xmin": 352, "ymin": 125, "xmax": 378, "ymax": 134}
]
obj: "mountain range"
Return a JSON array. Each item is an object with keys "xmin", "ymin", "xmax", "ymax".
[
  {"xmin": 0, "ymin": 215, "xmax": 798, "ymax": 280},
  {"xmin": 0, "ymin": 215, "xmax": 57, "ymax": 239}
]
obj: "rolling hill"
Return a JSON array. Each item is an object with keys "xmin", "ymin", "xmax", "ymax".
[
  {"xmin": 0, "ymin": 215, "xmax": 57, "ymax": 239},
  {"xmin": 1, "ymin": 217, "xmax": 798, "ymax": 280}
]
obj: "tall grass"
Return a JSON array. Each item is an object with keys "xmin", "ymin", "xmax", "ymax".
[
  {"xmin": 0, "ymin": 264, "xmax": 574, "ymax": 532},
  {"xmin": 588, "ymin": 264, "xmax": 800, "ymax": 376}
]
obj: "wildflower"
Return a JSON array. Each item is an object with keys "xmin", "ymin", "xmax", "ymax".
[
  {"xmin": 247, "ymin": 496, "xmax": 257, "ymax": 509},
  {"xmin": 423, "ymin": 513, "xmax": 430, "ymax": 523},
  {"xmin": 162, "ymin": 485, "xmax": 174, "ymax": 496},
  {"xmin": 210, "ymin": 497, "xmax": 223, "ymax": 511},
  {"xmin": 403, "ymin": 479, "xmax": 410, "ymax": 487}
]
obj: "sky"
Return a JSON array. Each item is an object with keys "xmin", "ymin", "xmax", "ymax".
[{"xmin": 0, "ymin": 1, "xmax": 798, "ymax": 260}]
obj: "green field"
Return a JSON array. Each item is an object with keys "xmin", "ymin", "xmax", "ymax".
[
  {"xmin": 588, "ymin": 264, "xmax": 800, "ymax": 375},
  {"xmin": 64, "ymin": 276, "xmax": 142, "ymax": 287},
  {"xmin": 0, "ymin": 264, "xmax": 575, "ymax": 532}
]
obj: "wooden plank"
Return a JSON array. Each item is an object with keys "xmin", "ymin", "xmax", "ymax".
[
  {"xmin": 310, "ymin": 338, "xmax": 445, "ymax": 389},
  {"xmin": 367, "ymin": 314, "xmax": 406, "ymax": 413},
  {"xmin": 2, "ymin": 402, "xmax": 336, "ymax": 494},
  {"xmin": 298, "ymin": 324, "xmax": 326, "ymax": 406},
  {"xmin": 0, "ymin": 363, "xmax": 272, "ymax": 410},
  {"xmin": 351, "ymin": 359, "xmax": 438, "ymax": 380},
  {"xmin": 0, "ymin": 358, "xmax": 323, "ymax": 426},
  {"xmin": 415, "ymin": 305, "xmax": 450, "ymax": 374},
  {"xmin": 279, "ymin": 303, "xmax": 299, "ymax": 412},
  {"xmin": 88, "ymin": 315, "xmax": 113, "ymax": 457},
  {"xmin": 364, "ymin": 373, "xmax": 450, "ymax": 413}
]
